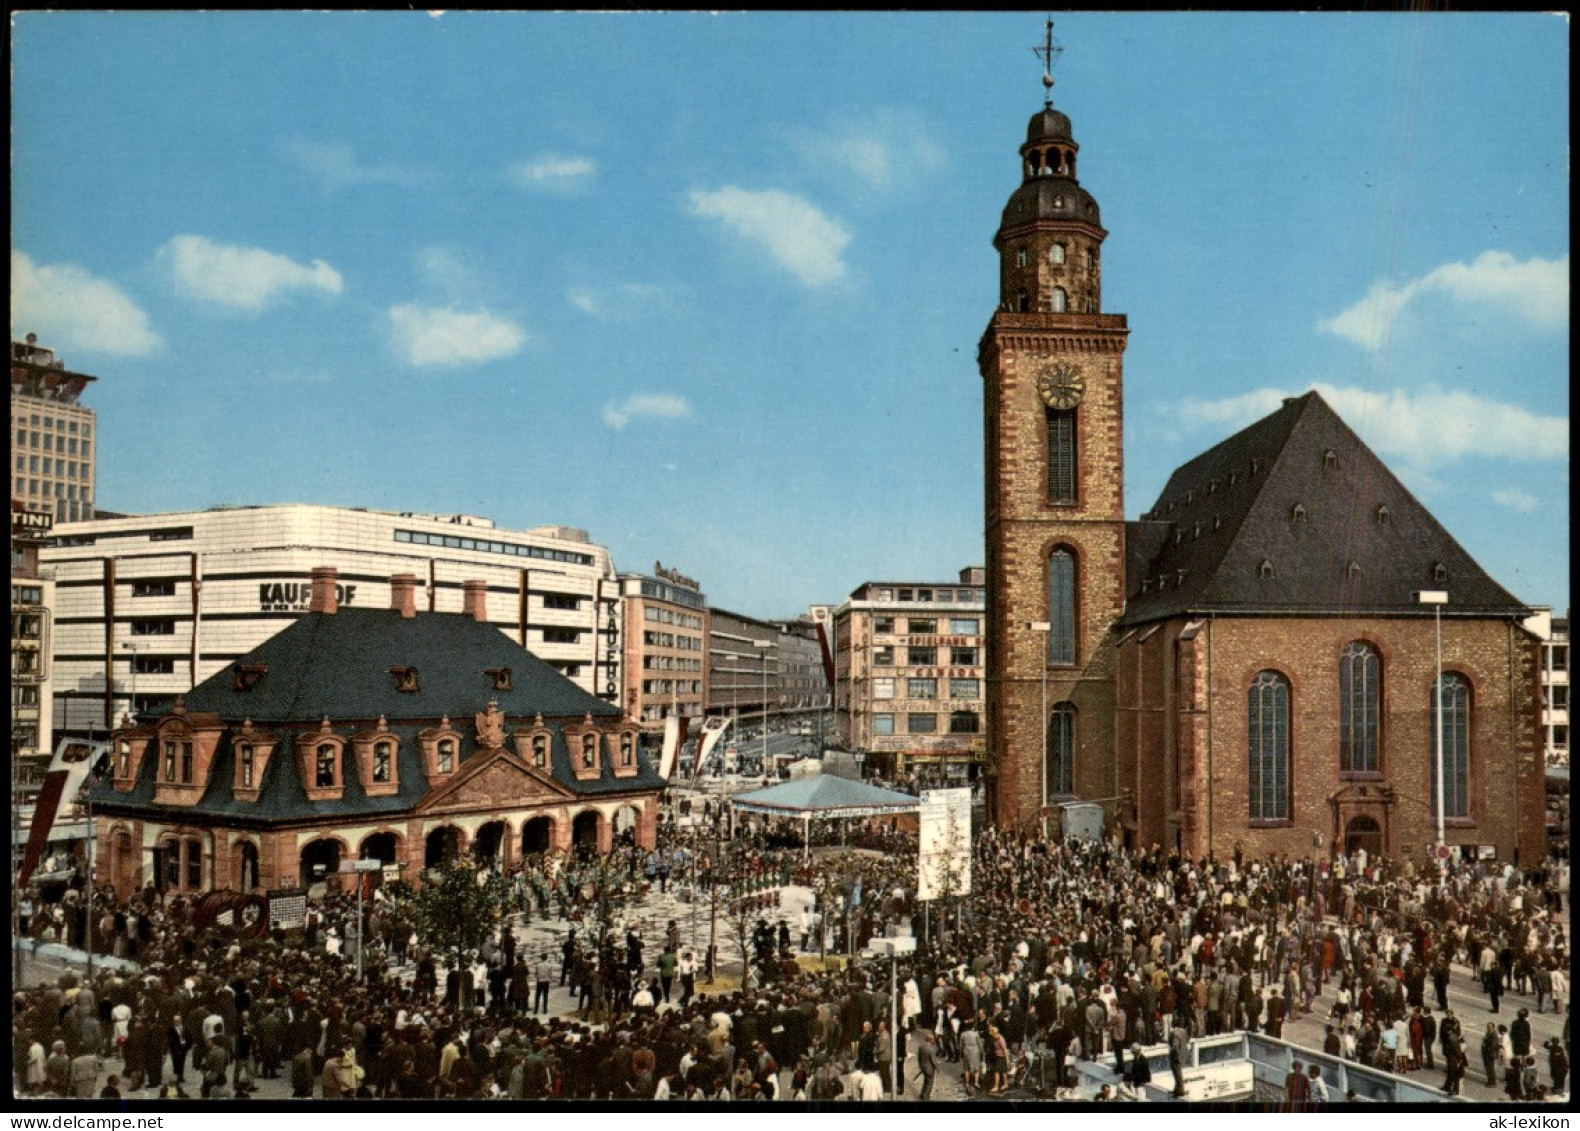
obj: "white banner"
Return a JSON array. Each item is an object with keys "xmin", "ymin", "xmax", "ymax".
[{"xmin": 917, "ymin": 786, "xmax": 971, "ymax": 900}]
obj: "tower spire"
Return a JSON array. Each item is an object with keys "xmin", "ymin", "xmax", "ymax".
[{"xmin": 1032, "ymin": 15, "xmax": 1063, "ymax": 108}]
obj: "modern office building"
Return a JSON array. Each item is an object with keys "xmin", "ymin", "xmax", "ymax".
[
  {"xmin": 828, "ymin": 567, "xmax": 987, "ymax": 782},
  {"xmin": 705, "ymin": 610, "xmax": 827, "ymax": 739},
  {"xmin": 619, "ymin": 564, "xmax": 710, "ymax": 749},
  {"xmin": 41, "ymin": 505, "xmax": 622, "ymax": 734},
  {"xmin": 11, "ymin": 335, "xmax": 97, "ymax": 525},
  {"xmin": 1531, "ymin": 607, "xmax": 1570, "ymax": 767},
  {"xmin": 11, "ymin": 500, "xmax": 56, "ymax": 794}
]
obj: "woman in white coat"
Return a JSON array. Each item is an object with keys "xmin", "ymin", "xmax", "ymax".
[{"xmin": 902, "ymin": 976, "xmax": 922, "ymax": 1030}]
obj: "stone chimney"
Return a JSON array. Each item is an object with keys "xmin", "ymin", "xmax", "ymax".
[
  {"xmin": 390, "ymin": 573, "xmax": 418, "ymax": 619},
  {"xmin": 462, "ymin": 579, "xmax": 488, "ymax": 623},
  {"xmin": 308, "ymin": 566, "xmax": 339, "ymax": 615}
]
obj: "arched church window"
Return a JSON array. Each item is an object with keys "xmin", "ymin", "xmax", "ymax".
[
  {"xmin": 1248, "ymin": 671, "xmax": 1291, "ymax": 820},
  {"xmin": 1046, "ymin": 406, "xmax": 1076, "ymax": 504},
  {"xmin": 1046, "ymin": 550, "xmax": 1077, "ymax": 666},
  {"xmin": 1047, "ymin": 703, "xmax": 1076, "ymax": 798},
  {"xmin": 1430, "ymin": 673, "xmax": 1471, "ymax": 820},
  {"xmin": 1339, "ymin": 641, "xmax": 1381, "ymax": 775}
]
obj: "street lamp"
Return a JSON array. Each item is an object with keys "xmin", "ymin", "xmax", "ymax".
[
  {"xmin": 722, "ymin": 653, "xmax": 740, "ymax": 774},
  {"xmin": 754, "ymin": 639, "xmax": 772, "ymax": 777},
  {"xmin": 865, "ymin": 934, "xmax": 917, "ymax": 1099},
  {"xmin": 1029, "ymin": 622, "xmax": 1051, "ymax": 810},
  {"xmin": 1415, "ymin": 590, "xmax": 1449, "ymax": 849}
]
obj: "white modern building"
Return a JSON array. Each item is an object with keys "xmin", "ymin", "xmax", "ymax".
[
  {"xmin": 41, "ymin": 505, "xmax": 623, "ymax": 734},
  {"xmin": 1529, "ymin": 607, "xmax": 1570, "ymax": 767}
]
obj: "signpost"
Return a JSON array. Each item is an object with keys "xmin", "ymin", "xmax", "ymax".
[{"xmin": 340, "ymin": 858, "xmax": 383, "ymax": 980}]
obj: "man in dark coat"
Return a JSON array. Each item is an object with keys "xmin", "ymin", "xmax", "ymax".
[
  {"xmin": 166, "ymin": 1016, "xmax": 191, "ymax": 1084},
  {"xmin": 915, "ymin": 1031, "xmax": 939, "ymax": 1100},
  {"xmin": 1486, "ymin": 962, "xmax": 1504, "ymax": 1015},
  {"xmin": 1511, "ymin": 1008, "xmax": 1533, "ymax": 1061}
]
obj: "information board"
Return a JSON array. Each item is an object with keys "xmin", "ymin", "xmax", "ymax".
[
  {"xmin": 268, "ymin": 888, "xmax": 308, "ymax": 930},
  {"xmin": 918, "ymin": 787, "xmax": 972, "ymax": 900}
]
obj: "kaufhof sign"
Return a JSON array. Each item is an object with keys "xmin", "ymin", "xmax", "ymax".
[{"xmin": 259, "ymin": 580, "xmax": 359, "ymax": 612}]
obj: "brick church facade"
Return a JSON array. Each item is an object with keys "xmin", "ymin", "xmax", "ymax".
[
  {"xmin": 982, "ymin": 86, "xmax": 1545, "ymax": 866},
  {"xmin": 93, "ymin": 568, "xmax": 664, "ymax": 899}
]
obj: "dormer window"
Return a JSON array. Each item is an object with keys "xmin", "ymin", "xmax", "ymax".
[
  {"xmin": 116, "ymin": 740, "xmax": 131, "ymax": 779},
  {"xmin": 1432, "ymin": 562, "xmax": 1449, "ymax": 585},
  {"xmin": 581, "ymin": 735, "xmax": 597, "ymax": 769},
  {"xmin": 163, "ymin": 740, "xmax": 194, "ymax": 785},
  {"xmin": 1323, "ymin": 449, "xmax": 1338, "ymax": 470},
  {"xmin": 296, "ymin": 723, "xmax": 346, "ymax": 801},
  {"xmin": 232, "ymin": 663, "xmax": 267, "ymax": 693},
  {"xmin": 372, "ymin": 741, "xmax": 394, "ymax": 784},
  {"xmin": 1291, "ymin": 503, "xmax": 1307, "ymax": 523},
  {"xmin": 532, "ymin": 734, "xmax": 548, "ymax": 768},
  {"xmin": 1375, "ymin": 504, "xmax": 1390, "ymax": 524},
  {"xmin": 315, "ymin": 743, "xmax": 337, "ymax": 788},
  {"xmin": 1260, "ymin": 559, "xmax": 1275, "ymax": 580},
  {"xmin": 1346, "ymin": 560, "xmax": 1362, "ymax": 579},
  {"xmin": 231, "ymin": 722, "xmax": 279, "ymax": 802},
  {"xmin": 436, "ymin": 738, "xmax": 456, "ymax": 774},
  {"xmin": 620, "ymin": 733, "xmax": 635, "ymax": 767},
  {"xmin": 486, "ymin": 667, "xmax": 512, "ymax": 692},
  {"xmin": 390, "ymin": 666, "xmax": 420, "ymax": 693}
]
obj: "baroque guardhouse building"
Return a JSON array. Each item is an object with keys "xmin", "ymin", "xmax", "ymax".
[
  {"xmin": 984, "ymin": 80, "xmax": 1544, "ymax": 866},
  {"xmin": 91, "ymin": 567, "xmax": 663, "ymax": 899}
]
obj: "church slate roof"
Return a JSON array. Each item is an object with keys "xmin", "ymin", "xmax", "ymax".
[
  {"xmin": 1119, "ymin": 390, "xmax": 1529, "ymax": 627},
  {"xmin": 91, "ymin": 606, "xmax": 661, "ymax": 823}
]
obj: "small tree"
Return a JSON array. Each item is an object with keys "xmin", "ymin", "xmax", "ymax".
[{"xmin": 412, "ymin": 861, "xmax": 505, "ymax": 967}]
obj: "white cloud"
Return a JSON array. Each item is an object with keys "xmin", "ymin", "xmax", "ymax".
[
  {"xmin": 566, "ymin": 282, "xmax": 680, "ymax": 321},
  {"xmin": 686, "ymin": 187, "xmax": 851, "ymax": 287},
  {"xmin": 387, "ymin": 303, "xmax": 526, "ymax": 368},
  {"xmin": 1491, "ymin": 488, "xmax": 1540, "ymax": 513},
  {"xmin": 10, "ymin": 251, "xmax": 161, "ymax": 356},
  {"xmin": 792, "ymin": 110, "xmax": 946, "ymax": 192},
  {"xmin": 415, "ymin": 245, "xmax": 482, "ymax": 299},
  {"xmin": 1178, "ymin": 381, "xmax": 1568, "ymax": 470},
  {"xmin": 1319, "ymin": 251, "xmax": 1569, "ymax": 351},
  {"xmin": 602, "ymin": 392, "xmax": 692, "ymax": 431},
  {"xmin": 163, "ymin": 235, "xmax": 343, "ymax": 311},
  {"xmin": 278, "ymin": 137, "xmax": 423, "ymax": 190},
  {"xmin": 509, "ymin": 153, "xmax": 598, "ymax": 193}
]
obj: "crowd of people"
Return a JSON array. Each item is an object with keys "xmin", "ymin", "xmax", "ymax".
[{"xmin": 11, "ymin": 804, "xmax": 1572, "ymax": 1104}]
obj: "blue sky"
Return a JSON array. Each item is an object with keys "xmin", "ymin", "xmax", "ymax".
[{"xmin": 11, "ymin": 12, "xmax": 1569, "ymax": 619}]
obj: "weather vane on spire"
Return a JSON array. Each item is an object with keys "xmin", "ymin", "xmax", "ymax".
[{"xmin": 1032, "ymin": 15, "xmax": 1063, "ymax": 108}]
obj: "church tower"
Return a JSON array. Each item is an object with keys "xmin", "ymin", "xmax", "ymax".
[{"xmin": 982, "ymin": 29, "xmax": 1128, "ymax": 828}]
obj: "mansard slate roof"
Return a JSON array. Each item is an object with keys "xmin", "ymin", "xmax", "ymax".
[
  {"xmin": 92, "ymin": 606, "xmax": 660, "ymax": 822},
  {"xmin": 1119, "ymin": 390, "xmax": 1529, "ymax": 627},
  {"xmin": 173, "ymin": 607, "xmax": 621, "ymax": 723}
]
